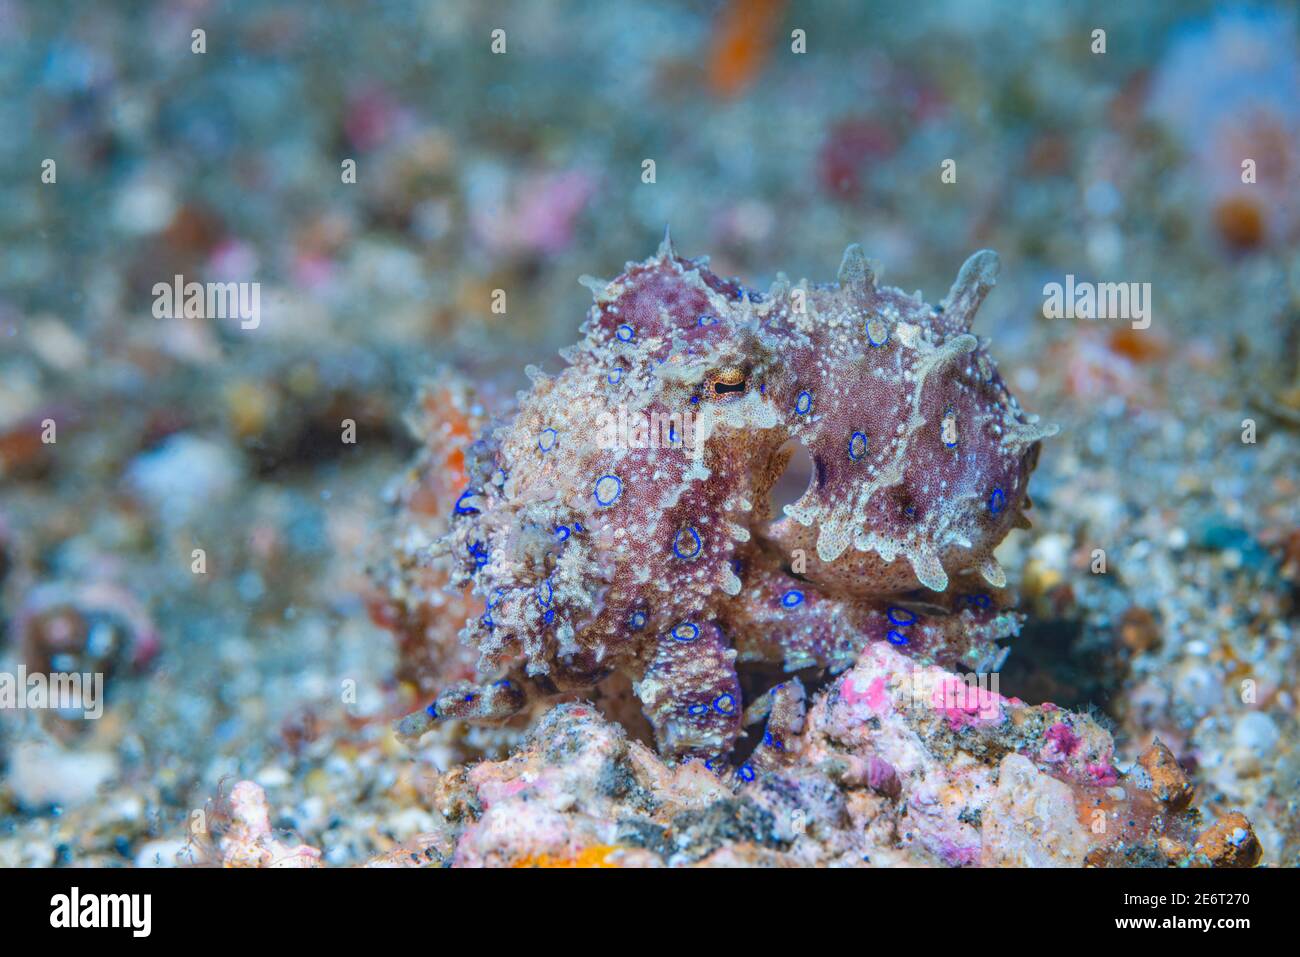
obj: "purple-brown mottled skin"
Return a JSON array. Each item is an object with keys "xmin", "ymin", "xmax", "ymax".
[{"xmin": 398, "ymin": 233, "xmax": 1056, "ymax": 767}]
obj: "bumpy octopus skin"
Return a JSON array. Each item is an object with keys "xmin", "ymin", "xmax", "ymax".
[{"xmin": 398, "ymin": 234, "xmax": 1057, "ymax": 765}]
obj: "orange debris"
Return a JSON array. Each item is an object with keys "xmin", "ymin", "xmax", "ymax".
[
  {"xmin": 513, "ymin": 845, "xmax": 621, "ymax": 868},
  {"xmin": 708, "ymin": 0, "xmax": 786, "ymax": 99}
]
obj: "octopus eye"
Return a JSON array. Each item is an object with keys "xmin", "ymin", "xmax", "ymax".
[{"xmin": 708, "ymin": 367, "xmax": 747, "ymax": 396}]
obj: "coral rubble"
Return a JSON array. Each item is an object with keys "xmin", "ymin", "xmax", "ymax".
[{"xmin": 235, "ymin": 641, "xmax": 1252, "ymax": 868}]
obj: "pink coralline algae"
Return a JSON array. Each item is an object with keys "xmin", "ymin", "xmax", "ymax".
[{"xmin": 395, "ymin": 234, "xmax": 1057, "ymax": 764}]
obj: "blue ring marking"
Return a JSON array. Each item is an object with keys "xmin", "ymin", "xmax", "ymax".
[
  {"xmin": 698, "ymin": 314, "xmax": 715, "ymax": 326},
  {"xmin": 480, "ymin": 612, "xmax": 494, "ymax": 631},
  {"xmin": 468, "ymin": 540, "xmax": 489, "ymax": 568},
  {"xmin": 737, "ymin": 764, "xmax": 755, "ymax": 782},
  {"xmin": 543, "ymin": 608, "xmax": 556, "ymax": 625},
  {"xmin": 690, "ymin": 395, "xmax": 700, "ymax": 404},
  {"xmin": 493, "ymin": 468, "xmax": 508, "ymax": 486},
  {"xmin": 425, "ymin": 702, "xmax": 438, "ymax": 719},
  {"xmin": 795, "ymin": 391, "xmax": 812, "ymax": 415},
  {"xmin": 689, "ymin": 703, "xmax": 709, "ymax": 716},
  {"xmin": 673, "ymin": 526, "xmax": 703, "ymax": 559},
  {"xmin": 704, "ymin": 758, "xmax": 719, "ymax": 771},
  {"xmin": 608, "ymin": 367, "xmax": 622, "ymax": 384},
  {"xmin": 616, "ymin": 324, "xmax": 634, "ymax": 342},
  {"xmin": 760, "ymin": 383, "xmax": 766, "ymax": 394},
  {"xmin": 887, "ymin": 606, "xmax": 917, "ymax": 626},
  {"xmin": 574, "ymin": 522, "xmax": 584, "ymax": 532},
  {"xmin": 989, "ymin": 487, "xmax": 1006, "ymax": 515},
  {"xmin": 671, "ymin": 622, "xmax": 700, "ymax": 642},
  {"xmin": 781, "ymin": 589, "xmax": 804, "ymax": 608},
  {"xmin": 594, "ymin": 474, "xmax": 622, "ymax": 506},
  {"xmin": 867, "ymin": 320, "xmax": 889, "ymax": 347},
  {"xmin": 555, "ymin": 525, "xmax": 571, "ymax": 542},
  {"xmin": 454, "ymin": 489, "xmax": 480, "ymax": 514},
  {"xmin": 849, "ymin": 431, "xmax": 868, "ymax": 461},
  {"xmin": 493, "ymin": 679, "xmax": 512, "ymax": 689},
  {"xmin": 886, "ymin": 630, "xmax": 910, "ymax": 645},
  {"xmin": 536, "ymin": 580, "xmax": 553, "ymax": 608},
  {"xmin": 712, "ymin": 693, "xmax": 736, "ymax": 715},
  {"xmin": 538, "ymin": 428, "xmax": 558, "ymax": 453},
  {"xmin": 629, "ymin": 611, "xmax": 647, "ymax": 631},
  {"xmin": 488, "ymin": 587, "xmax": 507, "ymax": 609}
]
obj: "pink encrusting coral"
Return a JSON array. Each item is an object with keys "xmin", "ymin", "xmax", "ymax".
[{"xmin": 393, "ymin": 234, "xmax": 1057, "ymax": 764}]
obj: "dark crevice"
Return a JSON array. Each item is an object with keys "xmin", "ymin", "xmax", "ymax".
[{"xmin": 998, "ymin": 618, "xmax": 1127, "ymax": 721}]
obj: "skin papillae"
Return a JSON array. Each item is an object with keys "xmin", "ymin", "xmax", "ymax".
[{"xmin": 396, "ymin": 233, "xmax": 1057, "ymax": 766}]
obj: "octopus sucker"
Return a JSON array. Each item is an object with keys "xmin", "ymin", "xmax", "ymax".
[{"xmin": 396, "ymin": 237, "xmax": 1054, "ymax": 766}]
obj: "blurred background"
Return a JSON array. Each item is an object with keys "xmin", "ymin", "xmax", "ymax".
[{"xmin": 1, "ymin": 0, "xmax": 1298, "ymax": 865}]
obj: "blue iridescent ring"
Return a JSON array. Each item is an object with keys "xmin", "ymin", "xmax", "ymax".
[
  {"xmin": 673, "ymin": 526, "xmax": 703, "ymax": 559},
  {"xmin": 887, "ymin": 607, "xmax": 916, "ymax": 626},
  {"xmin": 672, "ymin": 622, "xmax": 700, "ymax": 642},
  {"xmin": 594, "ymin": 475, "xmax": 622, "ymax": 506}
]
